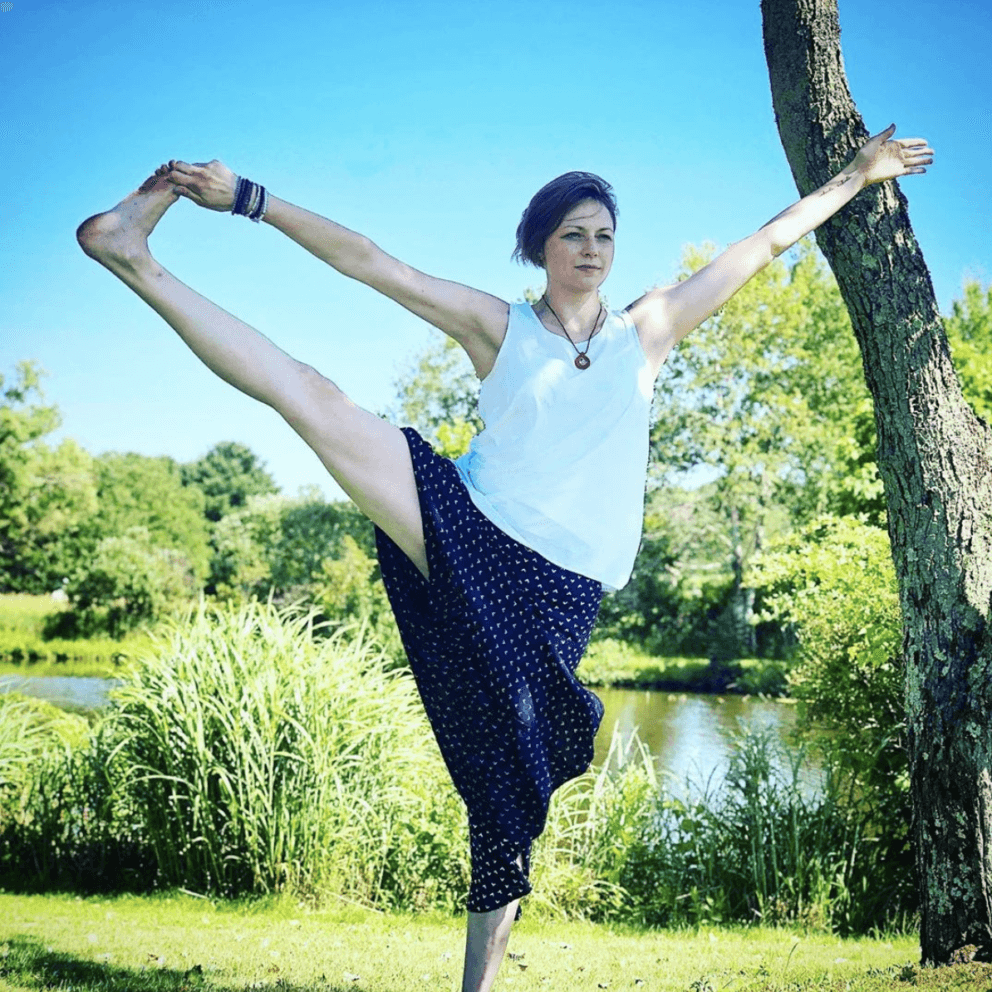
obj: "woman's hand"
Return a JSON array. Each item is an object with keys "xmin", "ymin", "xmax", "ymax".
[
  {"xmin": 850, "ymin": 124, "xmax": 934, "ymax": 186},
  {"xmin": 155, "ymin": 159, "xmax": 239, "ymax": 211}
]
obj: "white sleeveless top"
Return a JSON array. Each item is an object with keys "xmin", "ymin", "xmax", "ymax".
[{"xmin": 453, "ymin": 302, "xmax": 653, "ymax": 591}]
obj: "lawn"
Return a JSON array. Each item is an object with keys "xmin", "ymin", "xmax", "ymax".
[{"xmin": 2, "ymin": 892, "xmax": 983, "ymax": 992}]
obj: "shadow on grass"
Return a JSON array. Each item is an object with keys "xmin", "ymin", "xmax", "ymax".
[{"xmin": 0, "ymin": 935, "xmax": 386, "ymax": 992}]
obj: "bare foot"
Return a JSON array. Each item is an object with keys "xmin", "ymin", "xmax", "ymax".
[{"xmin": 76, "ymin": 171, "xmax": 180, "ymax": 279}]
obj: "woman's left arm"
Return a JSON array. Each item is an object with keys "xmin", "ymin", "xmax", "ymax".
[{"xmin": 628, "ymin": 124, "xmax": 934, "ymax": 371}]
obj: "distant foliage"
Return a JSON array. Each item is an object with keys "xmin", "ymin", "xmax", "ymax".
[
  {"xmin": 52, "ymin": 526, "xmax": 194, "ymax": 638},
  {"xmin": 87, "ymin": 452, "xmax": 211, "ymax": 585},
  {"xmin": 180, "ymin": 441, "xmax": 279, "ymax": 522}
]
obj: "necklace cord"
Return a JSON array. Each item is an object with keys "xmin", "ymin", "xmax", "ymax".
[{"xmin": 541, "ymin": 296, "xmax": 605, "ymax": 369}]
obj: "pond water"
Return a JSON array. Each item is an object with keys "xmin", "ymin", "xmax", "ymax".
[
  {"xmin": 0, "ymin": 673, "xmax": 117, "ymax": 717},
  {"xmin": 1, "ymin": 675, "xmax": 812, "ymax": 795},
  {"xmin": 592, "ymin": 686, "xmax": 811, "ymax": 795}
]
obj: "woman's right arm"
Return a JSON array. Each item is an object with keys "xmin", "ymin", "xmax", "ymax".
[{"xmin": 161, "ymin": 159, "xmax": 508, "ymax": 376}]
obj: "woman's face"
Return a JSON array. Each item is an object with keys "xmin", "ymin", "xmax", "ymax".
[{"xmin": 542, "ymin": 198, "xmax": 615, "ymax": 293}]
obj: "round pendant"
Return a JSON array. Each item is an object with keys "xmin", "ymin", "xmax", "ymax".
[{"xmin": 574, "ymin": 353, "xmax": 591, "ymax": 370}]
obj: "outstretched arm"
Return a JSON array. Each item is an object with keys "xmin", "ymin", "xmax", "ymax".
[
  {"xmin": 159, "ymin": 160, "xmax": 509, "ymax": 377},
  {"xmin": 628, "ymin": 125, "xmax": 934, "ymax": 372}
]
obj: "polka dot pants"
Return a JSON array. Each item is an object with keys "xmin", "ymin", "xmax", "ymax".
[{"xmin": 375, "ymin": 428, "xmax": 604, "ymax": 914}]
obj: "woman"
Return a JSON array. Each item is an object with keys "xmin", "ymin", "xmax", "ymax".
[{"xmin": 77, "ymin": 124, "xmax": 931, "ymax": 992}]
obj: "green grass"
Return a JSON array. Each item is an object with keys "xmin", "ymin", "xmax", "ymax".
[
  {"xmin": 0, "ymin": 891, "xmax": 955, "ymax": 991},
  {"xmin": 0, "ymin": 594, "xmax": 155, "ymax": 677},
  {"xmin": 580, "ymin": 639, "xmax": 788, "ymax": 695},
  {"xmin": 1, "ymin": 595, "xmax": 788, "ymax": 693}
]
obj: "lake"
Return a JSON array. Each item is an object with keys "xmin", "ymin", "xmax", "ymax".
[{"xmin": 1, "ymin": 674, "xmax": 810, "ymax": 795}]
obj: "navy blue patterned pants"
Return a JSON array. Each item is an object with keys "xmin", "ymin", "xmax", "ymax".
[{"xmin": 375, "ymin": 429, "xmax": 604, "ymax": 914}]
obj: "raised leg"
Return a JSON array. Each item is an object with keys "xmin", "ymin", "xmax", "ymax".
[{"xmin": 76, "ymin": 173, "xmax": 428, "ymax": 576}]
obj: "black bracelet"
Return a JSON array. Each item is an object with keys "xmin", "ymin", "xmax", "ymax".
[
  {"xmin": 231, "ymin": 176, "xmax": 268, "ymax": 222},
  {"xmin": 233, "ymin": 177, "xmax": 253, "ymax": 217}
]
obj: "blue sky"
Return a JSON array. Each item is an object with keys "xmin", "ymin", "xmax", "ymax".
[{"xmin": 2, "ymin": 0, "xmax": 989, "ymax": 500}]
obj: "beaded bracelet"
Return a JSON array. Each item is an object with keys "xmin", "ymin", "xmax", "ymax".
[{"xmin": 231, "ymin": 176, "xmax": 269, "ymax": 223}]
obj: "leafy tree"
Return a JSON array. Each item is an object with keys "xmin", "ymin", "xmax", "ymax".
[
  {"xmin": 181, "ymin": 441, "xmax": 280, "ymax": 522},
  {"xmin": 313, "ymin": 535, "xmax": 402, "ymax": 658},
  {"xmin": 750, "ymin": 515, "xmax": 913, "ymax": 923},
  {"xmin": 0, "ymin": 362, "xmax": 99, "ymax": 593},
  {"xmin": 651, "ymin": 243, "xmax": 870, "ymax": 654},
  {"xmin": 271, "ymin": 498, "xmax": 376, "ymax": 590},
  {"xmin": 820, "ymin": 281, "xmax": 990, "ymax": 528},
  {"xmin": 209, "ymin": 495, "xmax": 282, "ymax": 601},
  {"xmin": 763, "ymin": 0, "xmax": 992, "ymax": 962},
  {"xmin": 946, "ymin": 280, "xmax": 992, "ymax": 423},
  {"xmin": 387, "ymin": 332, "xmax": 481, "ymax": 458},
  {"xmin": 55, "ymin": 526, "xmax": 193, "ymax": 638},
  {"xmin": 599, "ymin": 485, "xmax": 742, "ymax": 657},
  {"xmin": 209, "ymin": 492, "xmax": 375, "ymax": 602},
  {"xmin": 85, "ymin": 452, "xmax": 211, "ymax": 586}
]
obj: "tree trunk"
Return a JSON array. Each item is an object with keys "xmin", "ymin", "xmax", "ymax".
[{"xmin": 761, "ymin": 0, "xmax": 992, "ymax": 965}]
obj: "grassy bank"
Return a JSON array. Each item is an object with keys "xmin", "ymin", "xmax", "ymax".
[
  {"xmin": 1, "ymin": 594, "xmax": 788, "ymax": 693},
  {"xmin": 0, "ymin": 594, "xmax": 152, "ymax": 678},
  {"xmin": 0, "ymin": 891, "xmax": 952, "ymax": 991},
  {"xmin": 581, "ymin": 639, "xmax": 788, "ymax": 695}
]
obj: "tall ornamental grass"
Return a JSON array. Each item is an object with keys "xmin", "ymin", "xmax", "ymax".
[
  {"xmin": 619, "ymin": 726, "xmax": 914, "ymax": 933},
  {"xmin": 0, "ymin": 693, "xmax": 149, "ymax": 891},
  {"xmin": 105, "ymin": 599, "xmax": 451, "ymax": 900},
  {"xmin": 532, "ymin": 726, "xmax": 659, "ymax": 920}
]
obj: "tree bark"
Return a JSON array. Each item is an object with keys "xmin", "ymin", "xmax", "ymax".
[{"xmin": 760, "ymin": 0, "xmax": 992, "ymax": 965}]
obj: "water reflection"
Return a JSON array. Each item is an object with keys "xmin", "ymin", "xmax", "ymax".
[
  {"xmin": 593, "ymin": 687, "xmax": 812, "ymax": 796},
  {"xmin": 0, "ymin": 674, "xmax": 117, "ymax": 715}
]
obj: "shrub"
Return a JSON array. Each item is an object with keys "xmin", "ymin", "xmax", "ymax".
[
  {"xmin": 312, "ymin": 535, "xmax": 402, "ymax": 661},
  {"xmin": 750, "ymin": 516, "xmax": 905, "ymax": 799},
  {"xmin": 54, "ymin": 527, "xmax": 193, "ymax": 638},
  {"xmin": 748, "ymin": 514, "xmax": 912, "ymax": 924}
]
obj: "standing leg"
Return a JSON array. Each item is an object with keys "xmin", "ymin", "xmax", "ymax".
[
  {"xmin": 76, "ymin": 172, "xmax": 428, "ymax": 576},
  {"xmin": 461, "ymin": 854, "xmax": 523, "ymax": 992},
  {"xmin": 463, "ymin": 902, "xmax": 519, "ymax": 992}
]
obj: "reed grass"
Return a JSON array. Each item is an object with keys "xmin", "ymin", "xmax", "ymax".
[
  {"xmin": 103, "ymin": 599, "xmax": 454, "ymax": 902},
  {"xmin": 619, "ymin": 726, "xmax": 915, "ymax": 933}
]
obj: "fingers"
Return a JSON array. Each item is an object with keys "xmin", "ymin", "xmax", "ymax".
[
  {"xmin": 148, "ymin": 158, "xmax": 237, "ymax": 211},
  {"xmin": 166, "ymin": 159, "xmax": 200, "ymax": 180},
  {"xmin": 897, "ymin": 138, "xmax": 934, "ymax": 172}
]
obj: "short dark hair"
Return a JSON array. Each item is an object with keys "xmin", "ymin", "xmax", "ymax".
[{"xmin": 513, "ymin": 172, "xmax": 618, "ymax": 268}]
